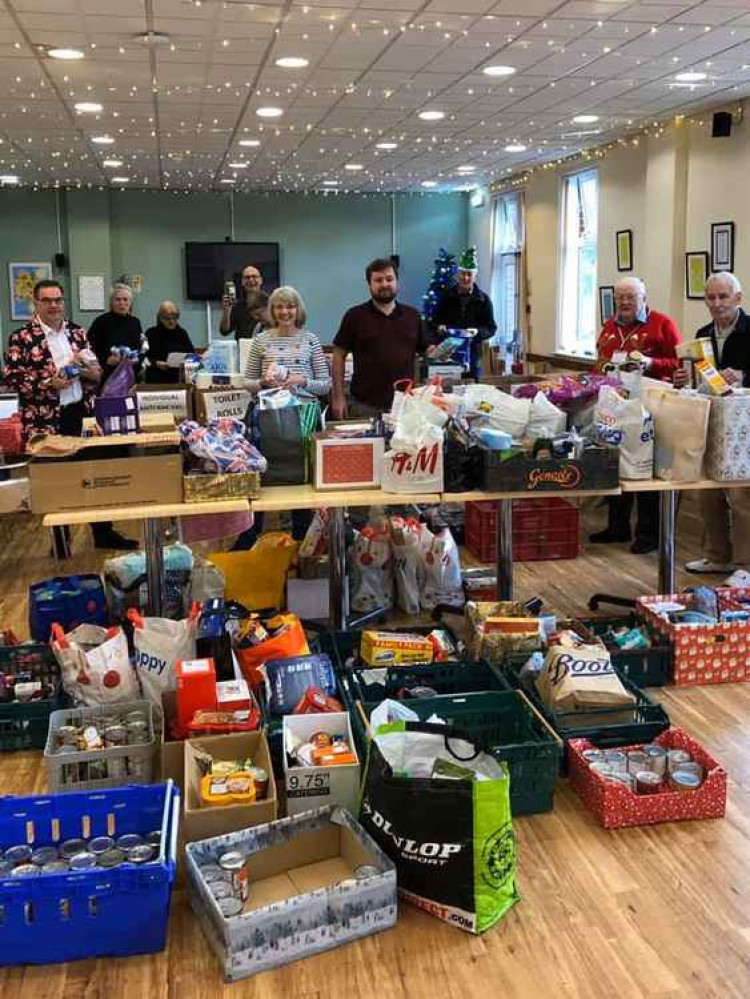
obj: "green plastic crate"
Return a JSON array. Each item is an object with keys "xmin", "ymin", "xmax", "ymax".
[
  {"xmin": 0, "ymin": 643, "xmax": 68, "ymax": 751},
  {"xmin": 581, "ymin": 615, "xmax": 671, "ymax": 688},
  {"xmin": 356, "ymin": 689, "xmax": 560, "ymax": 816}
]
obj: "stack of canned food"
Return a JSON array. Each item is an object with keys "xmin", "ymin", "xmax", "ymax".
[
  {"xmin": 582, "ymin": 744, "xmax": 706, "ymax": 794},
  {"xmin": 0, "ymin": 829, "xmax": 163, "ymax": 877},
  {"xmin": 52, "ymin": 708, "xmax": 152, "ymax": 785}
]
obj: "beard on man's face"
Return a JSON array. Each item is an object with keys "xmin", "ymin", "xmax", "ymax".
[{"xmin": 372, "ymin": 286, "xmax": 396, "ymax": 303}]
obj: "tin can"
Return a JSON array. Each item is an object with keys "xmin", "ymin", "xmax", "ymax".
[
  {"xmin": 127, "ymin": 844, "xmax": 155, "ymax": 864},
  {"xmin": 69, "ymin": 852, "xmax": 97, "ymax": 871},
  {"xmin": 635, "ymin": 770, "xmax": 662, "ymax": 795},
  {"xmin": 0, "ymin": 859, "xmax": 15, "ymax": 876},
  {"xmin": 5, "ymin": 844, "xmax": 33, "ymax": 865},
  {"xmin": 146, "ymin": 830, "xmax": 163, "ymax": 848},
  {"xmin": 125, "ymin": 710, "xmax": 148, "ymax": 725},
  {"xmin": 41, "ymin": 860, "xmax": 70, "ymax": 874},
  {"xmin": 89, "ymin": 836, "xmax": 116, "ymax": 856},
  {"xmin": 104, "ymin": 725, "xmax": 128, "ymax": 747},
  {"xmin": 11, "ymin": 863, "xmax": 40, "ymax": 877},
  {"xmin": 669, "ymin": 770, "xmax": 702, "ymax": 791},
  {"xmin": 117, "ymin": 833, "xmax": 143, "ymax": 852},
  {"xmin": 31, "ymin": 846, "xmax": 59, "ymax": 867},
  {"xmin": 643, "ymin": 744, "xmax": 667, "ymax": 777},
  {"xmin": 667, "ymin": 749, "xmax": 692, "ymax": 774},
  {"xmin": 210, "ymin": 881, "xmax": 234, "ymax": 901},
  {"xmin": 202, "ymin": 868, "xmax": 230, "ymax": 884},
  {"xmin": 353, "ymin": 865, "xmax": 382, "ymax": 880},
  {"xmin": 60, "ymin": 838, "xmax": 88, "ymax": 860},
  {"xmin": 218, "ymin": 897, "xmax": 243, "ymax": 918},
  {"xmin": 98, "ymin": 848, "xmax": 126, "ymax": 869},
  {"xmin": 57, "ymin": 725, "xmax": 79, "ymax": 747},
  {"xmin": 127, "ymin": 722, "xmax": 149, "ymax": 745},
  {"xmin": 246, "ymin": 767, "xmax": 269, "ymax": 800},
  {"xmin": 219, "ymin": 851, "xmax": 249, "ymax": 901},
  {"xmin": 674, "ymin": 761, "xmax": 704, "ymax": 782}
]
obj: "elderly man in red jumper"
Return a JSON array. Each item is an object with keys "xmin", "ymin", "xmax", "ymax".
[{"xmin": 590, "ymin": 276, "xmax": 682, "ymax": 554}]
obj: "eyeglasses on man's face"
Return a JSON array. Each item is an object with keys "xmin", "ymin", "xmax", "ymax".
[
  {"xmin": 38, "ymin": 296, "xmax": 64, "ymax": 305},
  {"xmin": 160, "ymin": 313, "xmax": 180, "ymax": 320}
]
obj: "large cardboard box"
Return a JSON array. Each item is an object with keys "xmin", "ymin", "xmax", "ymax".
[
  {"xmin": 135, "ymin": 384, "xmax": 193, "ymax": 422},
  {"xmin": 30, "ymin": 450, "xmax": 183, "ymax": 513},
  {"xmin": 195, "ymin": 387, "xmax": 251, "ymax": 424},
  {"xmin": 183, "ymin": 731, "xmax": 277, "ymax": 845},
  {"xmin": 283, "ymin": 712, "xmax": 360, "ymax": 816},
  {"xmin": 185, "ymin": 806, "xmax": 397, "ymax": 981}
]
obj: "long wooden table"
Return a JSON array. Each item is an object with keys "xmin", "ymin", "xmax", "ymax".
[{"xmin": 41, "ymin": 477, "xmax": 750, "ymax": 626}]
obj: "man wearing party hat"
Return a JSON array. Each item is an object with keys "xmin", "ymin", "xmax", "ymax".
[{"xmin": 432, "ymin": 245, "xmax": 496, "ymax": 377}]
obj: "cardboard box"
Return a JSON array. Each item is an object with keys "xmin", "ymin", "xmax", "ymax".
[
  {"xmin": 185, "ymin": 806, "xmax": 397, "ymax": 981},
  {"xmin": 0, "ymin": 476, "xmax": 29, "ymax": 514},
  {"xmin": 135, "ymin": 384, "xmax": 193, "ymax": 422},
  {"xmin": 183, "ymin": 731, "xmax": 277, "ymax": 845},
  {"xmin": 283, "ymin": 712, "xmax": 360, "ymax": 816},
  {"xmin": 30, "ymin": 451, "xmax": 183, "ymax": 513},
  {"xmin": 312, "ymin": 431, "xmax": 384, "ymax": 490},
  {"xmin": 195, "ymin": 388, "xmax": 251, "ymax": 425}
]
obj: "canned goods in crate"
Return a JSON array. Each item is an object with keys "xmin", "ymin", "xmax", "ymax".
[
  {"xmin": 104, "ymin": 725, "xmax": 128, "ymax": 747},
  {"xmin": 210, "ymin": 881, "xmax": 234, "ymax": 901},
  {"xmin": 218, "ymin": 851, "xmax": 249, "ymax": 901},
  {"xmin": 60, "ymin": 838, "xmax": 87, "ymax": 860},
  {"xmin": 218, "ymin": 897, "xmax": 243, "ymax": 918},
  {"xmin": 5, "ymin": 844, "xmax": 33, "ymax": 865},
  {"xmin": 89, "ymin": 836, "xmax": 115, "ymax": 856},
  {"xmin": 128, "ymin": 845, "xmax": 155, "ymax": 864},
  {"xmin": 12, "ymin": 864, "xmax": 40, "ymax": 877},
  {"xmin": 41, "ymin": 860, "xmax": 70, "ymax": 874},
  {"xmin": 116, "ymin": 833, "xmax": 143, "ymax": 852},
  {"xmin": 69, "ymin": 852, "xmax": 97, "ymax": 871},
  {"xmin": 31, "ymin": 846, "xmax": 59, "ymax": 867},
  {"xmin": 57, "ymin": 725, "xmax": 78, "ymax": 747},
  {"xmin": 127, "ymin": 722, "xmax": 149, "ymax": 745},
  {"xmin": 98, "ymin": 848, "xmax": 126, "ymax": 868},
  {"xmin": 146, "ymin": 830, "xmax": 162, "ymax": 848}
]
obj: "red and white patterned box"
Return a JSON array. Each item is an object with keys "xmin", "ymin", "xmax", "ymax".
[
  {"xmin": 637, "ymin": 593, "xmax": 750, "ymax": 686},
  {"xmin": 312, "ymin": 431, "xmax": 385, "ymax": 490},
  {"xmin": 569, "ymin": 727, "xmax": 727, "ymax": 829}
]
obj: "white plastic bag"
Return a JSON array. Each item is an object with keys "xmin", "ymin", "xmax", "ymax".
[
  {"xmin": 51, "ymin": 623, "xmax": 140, "ymax": 706},
  {"xmin": 130, "ymin": 609, "xmax": 199, "ymax": 706},
  {"xmin": 595, "ymin": 385, "xmax": 654, "ymax": 480},
  {"xmin": 349, "ymin": 525, "xmax": 394, "ymax": 613},
  {"xmin": 461, "ymin": 384, "xmax": 531, "ymax": 439},
  {"xmin": 390, "ymin": 517, "xmax": 430, "ymax": 615},
  {"xmin": 526, "ymin": 393, "xmax": 566, "ymax": 438},
  {"xmin": 421, "ymin": 528, "xmax": 464, "ymax": 610},
  {"xmin": 299, "ymin": 508, "xmax": 329, "ymax": 558},
  {"xmin": 382, "ymin": 424, "xmax": 444, "ymax": 494}
]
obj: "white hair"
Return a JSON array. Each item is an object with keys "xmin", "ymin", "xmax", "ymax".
[
  {"xmin": 705, "ymin": 271, "xmax": 742, "ymax": 295},
  {"xmin": 615, "ymin": 276, "xmax": 646, "ymax": 298},
  {"xmin": 110, "ymin": 282, "xmax": 133, "ymax": 307}
]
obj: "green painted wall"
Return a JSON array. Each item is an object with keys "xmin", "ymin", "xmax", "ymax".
[{"xmin": 0, "ymin": 189, "xmax": 468, "ymax": 347}]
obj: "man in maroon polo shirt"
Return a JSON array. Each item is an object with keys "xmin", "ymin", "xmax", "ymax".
[{"xmin": 331, "ymin": 257, "xmax": 429, "ymax": 419}]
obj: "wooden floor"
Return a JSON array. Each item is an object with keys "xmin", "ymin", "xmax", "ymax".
[{"xmin": 1, "ymin": 497, "xmax": 749, "ymax": 998}]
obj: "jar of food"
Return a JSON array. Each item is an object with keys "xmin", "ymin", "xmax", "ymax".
[
  {"xmin": 673, "ymin": 762, "xmax": 704, "ymax": 783},
  {"xmin": 669, "ymin": 770, "xmax": 702, "ymax": 791},
  {"xmin": 603, "ymin": 750, "xmax": 627, "ymax": 773},
  {"xmin": 635, "ymin": 770, "xmax": 663, "ymax": 795},
  {"xmin": 667, "ymin": 749, "xmax": 692, "ymax": 773},
  {"xmin": 643, "ymin": 745, "xmax": 667, "ymax": 777}
]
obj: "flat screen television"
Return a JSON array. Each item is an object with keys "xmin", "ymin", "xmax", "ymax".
[{"xmin": 185, "ymin": 241, "xmax": 280, "ymax": 300}]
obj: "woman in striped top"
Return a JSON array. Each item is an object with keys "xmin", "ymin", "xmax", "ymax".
[{"xmin": 244, "ymin": 286, "xmax": 331, "ymax": 398}]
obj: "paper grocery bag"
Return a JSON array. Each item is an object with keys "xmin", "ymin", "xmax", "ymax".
[
  {"xmin": 644, "ymin": 388, "xmax": 710, "ymax": 482},
  {"xmin": 536, "ymin": 644, "xmax": 636, "ymax": 713}
]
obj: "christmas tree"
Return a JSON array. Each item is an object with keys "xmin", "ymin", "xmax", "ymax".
[{"xmin": 422, "ymin": 247, "xmax": 456, "ymax": 321}]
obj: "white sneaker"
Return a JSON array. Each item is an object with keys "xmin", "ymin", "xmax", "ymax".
[
  {"xmin": 724, "ymin": 568, "xmax": 750, "ymax": 587},
  {"xmin": 684, "ymin": 558, "xmax": 735, "ymax": 574}
]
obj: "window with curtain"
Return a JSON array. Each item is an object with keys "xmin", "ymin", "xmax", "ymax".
[
  {"xmin": 557, "ymin": 168, "xmax": 598, "ymax": 358},
  {"xmin": 490, "ymin": 191, "xmax": 523, "ymax": 345}
]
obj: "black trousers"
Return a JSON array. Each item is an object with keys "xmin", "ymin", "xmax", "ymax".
[
  {"xmin": 606, "ymin": 493, "xmax": 659, "ymax": 545},
  {"xmin": 53, "ymin": 402, "xmax": 112, "ymax": 554}
]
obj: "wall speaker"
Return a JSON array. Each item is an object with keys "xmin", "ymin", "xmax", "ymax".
[
  {"xmin": 712, "ymin": 111, "xmax": 732, "ymax": 138},
  {"xmin": 54, "ymin": 252, "xmax": 67, "ymax": 268}
]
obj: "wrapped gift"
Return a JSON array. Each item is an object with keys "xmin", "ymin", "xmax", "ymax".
[{"xmin": 705, "ymin": 390, "xmax": 750, "ymax": 481}]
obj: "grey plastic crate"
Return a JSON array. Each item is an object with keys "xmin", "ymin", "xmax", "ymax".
[{"xmin": 44, "ymin": 699, "xmax": 161, "ymax": 792}]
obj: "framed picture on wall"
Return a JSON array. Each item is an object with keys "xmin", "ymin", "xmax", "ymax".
[
  {"xmin": 599, "ymin": 285, "xmax": 615, "ymax": 323},
  {"xmin": 711, "ymin": 222, "xmax": 734, "ymax": 272},
  {"xmin": 9, "ymin": 262, "xmax": 52, "ymax": 321},
  {"xmin": 616, "ymin": 229, "xmax": 633, "ymax": 272},
  {"xmin": 686, "ymin": 251, "xmax": 709, "ymax": 300}
]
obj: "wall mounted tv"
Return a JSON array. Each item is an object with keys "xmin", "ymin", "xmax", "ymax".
[{"xmin": 185, "ymin": 241, "xmax": 280, "ymax": 300}]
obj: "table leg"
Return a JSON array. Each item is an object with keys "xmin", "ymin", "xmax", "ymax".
[
  {"xmin": 658, "ymin": 490, "xmax": 676, "ymax": 594},
  {"xmin": 143, "ymin": 516, "xmax": 165, "ymax": 617},
  {"xmin": 496, "ymin": 499, "xmax": 514, "ymax": 601},
  {"xmin": 328, "ymin": 506, "xmax": 346, "ymax": 630}
]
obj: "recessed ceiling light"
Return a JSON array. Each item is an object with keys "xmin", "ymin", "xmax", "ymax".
[
  {"xmin": 238, "ymin": 139, "xmax": 261, "ymax": 147},
  {"xmin": 220, "ymin": 178, "xmax": 236, "ymax": 184},
  {"xmin": 102, "ymin": 159, "xmax": 123, "ymax": 167},
  {"xmin": 323, "ymin": 180, "xmax": 339, "ymax": 185},
  {"xmin": 483, "ymin": 65, "xmax": 516, "ymax": 77},
  {"xmin": 421, "ymin": 180, "xmax": 437, "ymax": 188},
  {"xmin": 345, "ymin": 163, "xmax": 363, "ymax": 171},
  {"xmin": 47, "ymin": 47, "xmax": 85, "ymax": 61},
  {"xmin": 0, "ymin": 175, "xmax": 19, "ymax": 185},
  {"xmin": 376, "ymin": 142, "xmax": 398, "ymax": 150},
  {"xmin": 505, "ymin": 144, "xmax": 527, "ymax": 153},
  {"xmin": 457, "ymin": 165, "xmax": 476, "ymax": 173},
  {"xmin": 256, "ymin": 106, "xmax": 283, "ymax": 118},
  {"xmin": 91, "ymin": 135, "xmax": 114, "ymax": 145},
  {"xmin": 572, "ymin": 114, "xmax": 599, "ymax": 124},
  {"xmin": 675, "ymin": 71, "xmax": 707, "ymax": 82},
  {"xmin": 228, "ymin": 162, "xmax": 249, "ymax": 169},
  {"xmin": 137, "ymin": 31, "xmax": 171, "ymax": 46},
  {"xmin": 74, "ymin": 101, "xmax": 103, "ymax": 113},
  {"xmin": 111, "ymin": 176, "xmax": 129, "ymax": 183},
  {"xmin": 419, "ymin": 110, "xmax": 445, "ymax": 121},
  {"xmin": 275, "ymin": 56, "xmax": 309, "ymax": 69}
]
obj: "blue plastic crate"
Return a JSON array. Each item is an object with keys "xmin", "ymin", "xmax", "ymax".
[{"xmin": 0, "ymin": 781, "xmax": 179, "ymax": 966}]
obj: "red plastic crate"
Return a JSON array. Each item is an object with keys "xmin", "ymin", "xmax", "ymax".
[
  {"xmin": 465, "ymin": 499, "xmax": 580, "ymax": 563},
  {"xmin": 568, "ymin": 727, "xmax": 726, "ymax": 829}
]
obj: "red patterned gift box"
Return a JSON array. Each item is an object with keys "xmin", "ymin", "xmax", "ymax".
[
  {"xmin": 568, "ymin": 727, "xmax": 727, "ymax": 829},
  {"xmin": 637, "ymin": 592, "xmax": 750, "ymax": 686},
  {"xmin": 312, "ymin": 432, "xmax": 385, "ymax": 490}
]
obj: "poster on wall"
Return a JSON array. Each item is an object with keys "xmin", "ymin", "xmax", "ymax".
[
  {"xmin": 616, "ymin": 230, "xmax": 633, "ymax": 272},
  {"xmin": 686, "ymin": 251, "xmax": 709, "ymax": 300},
  {"xmin": 9, "ymin": 262, "xmax": 52, "ymax": 320},
  {"xmin": 711, "ymin": 222, "xmax": 734, "ymax": 273}
]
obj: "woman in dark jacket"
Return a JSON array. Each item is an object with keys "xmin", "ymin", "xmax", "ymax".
[
  {"xmin": 144, "ymin": 301, "xmax": 194, "ymax": 384},
  {"xmin": 87, "ymin": 283, "xmax": 145, "ymax": 383}
]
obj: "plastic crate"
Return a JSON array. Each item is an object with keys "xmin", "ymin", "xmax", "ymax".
[
  {"xmin": 465, "ymin": 498, "xmax": 580, "ymax": 563},
  {"xmin": 357, "ymin": 690, "xmax": 561, "ymax": 816},
  {"xmin": 0, "ymin": 643, "xmax": 69, "ymax": 751},
  {"xmin": 581, "ymin": 615, "xmax": 671, "ymax": 688},
  {"xmin": 0, "ymin": 781, "xmax": 179, "ymax": 966},
  {"xmin": 501, "ymin": 656, "xmax": 670, "ymax": 756},
  {"xmin": 44, "ymin": 700, "xmax": 161, "ymax": 792}
]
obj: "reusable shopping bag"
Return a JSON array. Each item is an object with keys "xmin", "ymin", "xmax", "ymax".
[
  {"xmin": 129, "ymin": 606, "xmax": 199, "ymax": 706},
  {"xmin": 594, "ymin": 384, "xmax": 654, "ymax": 480},
  {"xmin": 644, "ymin": 388, "xmax": 710, "ymax": 481},
  {"xmin": 51, "ymin": 623, "xmax": 139, "ymax": 706}
]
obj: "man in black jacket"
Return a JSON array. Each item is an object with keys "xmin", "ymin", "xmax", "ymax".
[
  {"xmin": 432, "ymin": 246, "xmax": 497, "ymax": 377},
  {"xmin": 674, "ymin": 272, "xmax": 750, "ymax": 575}
]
